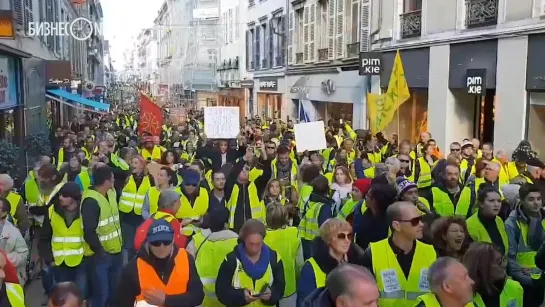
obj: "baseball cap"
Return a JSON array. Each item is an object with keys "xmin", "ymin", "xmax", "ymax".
[
  {"xmin": 147, "ymin": 219, "xmax": 174, "ymax": 243},
  {"xmin": 461, "ymin": 140, "xmax": 473, "ymax": 149},
  {"xmin": 59, "ymin": 182, "xmax": 82, "ymax": 201},
  {"xmin": 182, "ymin": 169, "xmax": 200, "ymax": 186}
]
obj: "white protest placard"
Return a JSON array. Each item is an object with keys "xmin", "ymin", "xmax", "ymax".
[
  {"xmin": 294, "ymin": 121, "xmax": 327, "ymax": 152},
  {"xmin": 204, "ymin": 107, "xmax": 240, "ymax": 139}
]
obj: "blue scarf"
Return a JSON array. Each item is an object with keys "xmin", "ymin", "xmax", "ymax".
[{"xmin": 235, "ymin": 243, "xmax": 271, "ymax": 280}]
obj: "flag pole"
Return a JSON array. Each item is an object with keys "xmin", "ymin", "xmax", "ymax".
[{"xmin": 396, "ymin": 51, "xmax": 400, "ymax": 139}]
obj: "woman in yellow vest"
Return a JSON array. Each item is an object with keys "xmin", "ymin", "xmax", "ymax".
[
  {"xmin": 466, "ymin": 185, "xmax": 508, "ymax": 256},
  {"xmin": 175, "ymin": 169, "xmax": 209, "ymax": 236},
  {"xmin": 462, "ymin": 242, "xmax": 524, "ymax": 307},
  {"xmin": 142, "ymin": 167, "xmax": 179, "ymax": 219},
  {"xmin": 298, "ymin": 218, "xmax": 362, "ymax": 305},
  {"xmin": 181, "ymin": 141, "xmax": 197, "ymax": 164},
  {"xmin": 264, "ymin": 203, "xmax": 304, "ymax": 307},
  {"xmin": 414, "ymin": 143, "xmax": 436, "ymax": 190},
  {"xmin": 215, "ymin": 219, "xmax": 285, "ymax": 307},
  {"xmin": 261, "ymin": 179, "xmax": 287, "ymax": 207}
]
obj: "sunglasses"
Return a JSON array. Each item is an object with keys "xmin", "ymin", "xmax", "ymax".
[
  {"xmin": 336, "ymin": 232, "xmax": 354, "ymax": 241},
  {"xmin": 150, "ymin": 240, "xmax": 172, "ymax": 247},
  {"xmin": 450, "ymin": 148, "xmax": 461, "ymax": 152},
  {"xmin": 397, "ymin": 216, "xmax": 422, "ymax": 226},
  {"xmin": 399, "ymin": 159, "xmax": 410, "ymax": 163},
  {"xmin": 184, "ymin": 183, "xmax": 198, "ymax": 187}
]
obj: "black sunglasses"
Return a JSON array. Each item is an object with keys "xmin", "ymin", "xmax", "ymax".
[
  {"xmin": 450, "ymin": 148, "xmax": 461, "ymax": 152},
  {"xmin": 337, "ymin": 232, "xmax": 354, "ymax": 241},
  {"xmin": 399, "ymin": 159, "xmax": 410, "ymax": 163},
  {"xmin": 184, "ymin": 183, "xmax": 198, "ymax": 187},
  {"xmin": 397, "ymin": 216, "xmax": 422, "ymax": 226},
  {"xmin": 150, "ymin": 240, "xmax": 172, "ymax": 247}
]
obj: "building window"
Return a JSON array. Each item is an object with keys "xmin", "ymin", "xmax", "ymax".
[
  {"xmin": 261, "ymin": 22, "xmax": 268, "ymax": 69},
  {"xmin": 235, "ymin": 6, "xmax": 240, "ymax": 40},
  {"xmin": 403, "ymin": 0, "xmax": 422, "ymax": 12},
  {"xmin": 255, "ymin": 26, "xmax": 261, "ymax": 69},
  {"xmin": 229, "ymin": 9, "xmax": 233, "ymax": 42},
  {"xmin": 400, "ymin": 0, "xmax": 422, "ymax": 38},
  {"xmin": 528, "ymin": 93, "xmax": 545, "ymax": 157},
  {"xmin": 224, "ymin": 12, "xmax": 228, "ymax": 44},
  {"xmin": 295, "ymin": 9, "xmax": 304, "ymax": 64}
]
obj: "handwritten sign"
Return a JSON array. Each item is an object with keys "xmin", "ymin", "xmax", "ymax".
[
  {"xmin": 204, "ymin": 107, "xmax": 240, "ymax": 139},
  {"xmin": 0, "ymin": 58, "xmax": 8, "ymax": 105},
  {"xmin": 294, "ymin": 121, "xmax": 327, "ymax": 152},
  {"xmin": 147, "ymin": 163, "xmax": 166, "ymax": 183}
]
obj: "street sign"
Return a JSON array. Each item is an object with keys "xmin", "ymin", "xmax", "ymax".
[
  {"xmin": 359, "ymin": 52, "xmax": 382, "ymax": 75},
  {"xmin": 466, "ymin": 69, "xmax": 486, "ymax": 95}
]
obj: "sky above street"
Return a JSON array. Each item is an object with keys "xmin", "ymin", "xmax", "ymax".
[{"xmin": 102, "ymin": 0, "xmax": 163, "ymax": 71}]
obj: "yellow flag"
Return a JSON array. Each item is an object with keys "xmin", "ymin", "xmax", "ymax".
[{"xmin": 367, "ymin": 50, "xmax": 410, "ymax": 134}]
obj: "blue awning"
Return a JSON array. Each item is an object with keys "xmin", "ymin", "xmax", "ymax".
[{"xmin": 46, "ymin": 89, "xmax": 110, "ymax": 112}]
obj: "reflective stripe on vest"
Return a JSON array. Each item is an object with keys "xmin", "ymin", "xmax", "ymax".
[
  {"xmin": 227, "ymin": 183, "xmax": 264, "ymax": 228},
  {"xmin": 264, "ymin": 227, "xmax": 300, "ymax": 297},
  {"xmin": 307, "ymin": 257, "xmax": 326, "ymax": 288},
  {"xmin": 82, "ymin": 189, "xmax": 122, "ymax": 254},
  {"xmin": 298, "ymin": 201, "xmax": 323, "ymax": 241},
  {"xmin": 135, "ymin": 249, "xmax": 190, "ymax": 303},
  {"xmin": 6, "ymin": 283, "xmax": 25, "ymax": 307},
  {"xmin": 194, "ymin": 232, "xmax": 238, "ymax": 306},
  {"xmin": 49, "ymin": 206, "xmax": 84, "ymax": 267},
  {"xmin": 371, "ymin": 238, "xmax": 436, "ymax": 306},
  {"xmin": 119, "ymin": 175, "xmax": 152, "ymax": 215}
]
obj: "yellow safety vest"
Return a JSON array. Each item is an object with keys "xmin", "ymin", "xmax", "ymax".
[
  {"xmin": 264, "ymin": 227, "xmax": 300, "ymax": 297},
  {"xmin": 49, "ymin": 206, "xmax": 84, "ymax": 267},
  {"xmin": 271, "ymin": 158, "xmax": 299, "ymax": 193},
  {"xmin": 337, "ymin": 199, "xmax": 360, "ymax": 220},
  {"xmin": 371, "ymin": 238, "xmax": 436, "ymax": 306},
  {"xmin": 507, "ymin": 161, "xmax": 533, "ymax": 184},
  {"xmin": 513, "ymin": 218, "xmax": 542, "ymax": 279},
  {"xmin": 297, "ymin": 184, "xmax": 313, "ymax": 209},
  {"xmin": 176, "ymin": 187, "xmax": 209, "ymax": 235},
  {"xmin": 24, "ymin": 170, "xmax": 39, "ymax": 206},
  {"xmin": 76, "ymin": 169, "xmax": 92, "ymax": 191},
  {"xmin": 181, "ymin": 151, "xmax": 196, "ymax": 163},
  {"xmin": 56, "ymin": 148, "xmax": 65, "ymax": 170},
  {"xmin": 299, "ymin": 200, "xmax": 323, "ymax": 241},
  {"xmin": 430, "ymin": 186, "xmax": 474, "ymax": 217},
  {"xmin": 227, "ymin": 183, "xmax": 265, "ymax": 228},
  {"xmin": 119, "ymin": 175, "xmax": 152, "ymax": 215},
  {"xmin": 367, "ymin": 150, "xmax": 382, "ymax": 165},
  {"xmin": 193, "ymin": 232, "xmax": 238, "ymax": 307},
  {"xmin": 141, "ymin": 146, "xmax": 162, "ymax": 161},
  {"xmin": 82, "ymin": 189, "xmax": 122, "ymax": 255},
  {"xmin": 473, "ymin": 177, "xmax": 504, "ymax": 199},
  {"xmin": 147, "ymin": 187, "xmax": 162, "ymax": 215},
  {"xmin": 472, "ymin": 279, "xmax": 523, "ymax": 307},
  {"xmin": 415, "ymin": 157, "xmax": 432, "ymax": 189},
  {"xmin": 415, "ymin": 292, "xmax": 475, "ymax": 307},
  {"xmin": 231, "ymin": 256, "xmax": 276, "ymax": 307},
  {"xmin": 460, "ymin": 159, "xmax": 476, "ymax": 184},
  {"xmin": 152, "ymin": 211, "xmax": 176, "ymax": 222},
  {"xmin": 307, "ymin": 257, "xmax": 326, "ymax": 288},
  {"xmin": 6, "ymin": 192, "xmax": 22, "ymax": 225},
  {"xmin": 466, "ymin": 212, "xmax": 508, "ymax": 255},
  {"xmin": 6, "ymin": 283, "xmax": 25, "ymax": 307}
]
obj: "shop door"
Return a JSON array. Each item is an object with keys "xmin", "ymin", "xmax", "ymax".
[{"xmin": 473, "ymin": 89, "xmax": 495, "ymax": 143}]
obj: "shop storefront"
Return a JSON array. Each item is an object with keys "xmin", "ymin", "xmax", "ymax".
[
  {"xmin": 378, "ymin": 48, "xmax": 429, "ymax": 143},
  {"xmin": 217, "ymin": 84, "xmax": 246, "ymax": 122},
  {"xmin": 255, "ymin": 77, "xmax": 285, "ymax": 119},
  {"xmin": 287, "ymin": 71, "xmax": 366, "ymax": 124},
  {"xmin": 0, "ymin": 49, "xmax": 26, "ymax": 146},
  {"xmin": 526, "ymin": 34, "xmax": 545, "ymax": 156}
]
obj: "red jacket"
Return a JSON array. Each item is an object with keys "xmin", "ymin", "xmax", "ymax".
[
  {"xmin": 134, "ymin": 209, "xmax": 188, "ymax": 250},
  {"xmin": 0, "ymin": 249, "xmax": 19, "ymax": 284}
]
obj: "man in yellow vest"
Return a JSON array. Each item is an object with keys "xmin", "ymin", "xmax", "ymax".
[
  {"xmin": 0, "ymin": 251, "xmax": 25, "ymax": 307},
  {"xmin": 38, "ymin": 182, "xmax": 87, "ymax": 294},
  {"xmin": 415, "ymin": 257, "xmax": 475, "ymax": 307},
  {"xmin": 360, "ymin": 201, "xmax": 437, "ymax": 306},
  {"xmin": 0, "ymin": 174, "xmax": 29, "ymax": 233},
  {"xmin": 80, "ymin": 165, "xmax": 123, "ymax": 307},
  {"xmin": 187, "ymin": 207, "xmax": 238, "ymax": 306},
  {"xmin": 55, "ymin": 136, "xmax": 78, "ymax": 170}
]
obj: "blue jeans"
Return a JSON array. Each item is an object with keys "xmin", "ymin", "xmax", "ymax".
[
  {"xmin": 53, "ymin": 261, "xmax": 88, "ymax": 297},
  {"xmin": 121, "ymin": 222, "xmax": 137, "ymax": 265},
  {"xmin": 89, "ymin": 253, "xmax": 122, "ymax": 307}
]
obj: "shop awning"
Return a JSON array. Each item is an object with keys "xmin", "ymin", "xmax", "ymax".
[{"xmin": 46, "ymin": 89, "xmax": 110, "ymax": 112}]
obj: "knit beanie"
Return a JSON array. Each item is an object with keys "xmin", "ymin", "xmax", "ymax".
[
  {"xmin": 396, "ymin": 177, "xmax": 417, "ymax": 197},
  {"xmin": 353, "ymin": 179, "xmax": 372, "ymax": 195}
]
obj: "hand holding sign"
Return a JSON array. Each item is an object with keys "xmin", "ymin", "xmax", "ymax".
[{"xmin": 204, "ymin": 107, "xmax": 240, "ymax": 139}]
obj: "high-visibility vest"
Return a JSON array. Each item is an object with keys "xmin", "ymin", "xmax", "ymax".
[
  {"xmin": 76, "ymin": 170, "xmax": 92, "ymax": 191},
  {"xmin": 415, "ymin": 292, "xmax": 475, "ymax": 306},
  {"xmin": 512, "ymin": 218, "xmax": 542, "ymax": 279},
  {"xmin": 119, "ymin": 175, "xmax": 152, "ymax": 215},
  {"xmin": 460, "ymin": 158, "xmax": 476, "ymax": 184},
  {"xmin": 147, "ymin": 187, "xmax": 162, "ymax": 215},
  {"xmin": 82, "ymin": 189, "xmax": 122, "ymax": 255},
  {"xmin": 271, "ymin": 158, "xmax": 298, "ymax": 191},
  {"xmin": 231, "ymin": 255, "xmax": 276, "ymax": 306},
  {"xmin": 473, "ymin": 177, "xmax": 504, "ymax": 199},
  {"xmin": 24, "ymin": 170, "xmax": 39, "ymax": 206},
  {"xmin": 507, "ymin": 161, "xmax": 533, "ymax": 183},
  {"xmin": 56, "ymin": 148, "xmax": 65, "ymax": 170},
  {"xmin": 227, "ymin": 183, "xmax": 265, "ymax": 228},
  {"xmin": 466, "ymin": 212, "xmax": 508, "ymax": 255},
  {"xmin": 36, "ymin": 182, "xmax": 64, "ymax": 208},
  {"xmin": 307, "ymin": 257, "xmax": 326, "ymax": 288},
  {"xmin": 493, "ymin": 158, "xmax": 510, "ymax": 186},
  {"xmin": 152, "ymin": 211, "xmax": 176, "ymax": 222},
  {"xmin": 473, "ymin": 279, "xmax": 523, "ymax": 307},
  {"xmin": 141, "ymin": 146, "xmax": 162, "ymax": 161},
  {"xmin": 430, "ymin": 186, "xmax": 474, "ymax": 217},
  {"xmin": 194, "ymin": 232, "xmax": 238, "ymax": 307},
  {"xmin": 6, "ymin": 283, "xmax": 25, "ymax": 307},
  {"xmin": 337, "ymin": 199, "xmax": 361, "ymax": 220},
  {"xmin": 371, "ymin": 238, "xmax": 436, "ymax": 306},
  {"xmin": 6, "ymin": 192, "xmax": 22, "ymax": 225},
  {"xmin": 49, "ymin": 206, "xmax": 84, "ymax": 267},
  {"xmin": 366, "ymin": 150, "xmax": 382, "ymax": 165},
  {"xmin": 180, "ymin": 151, "xmax": 196, "ymax": 163},
  {"xmin": 298, "ymin": 200, "xmax": 324, "ymax": 241},
  {"xmin": 415, "ymin": 157, "xmax": 432, "ymax": 189},
  {"xmin": 297, "ymin": 184, "xmax": 313, "ymax": 209},
  {"xmin": 176, "ymin": 187, "xmax": 209, "ymax": 235},
  {"xmin": 135, "ymin": 249, "xmax": 190, "ymax": 303},
  {"xmin": 264, "ymin": 227, "xmax": 300, "ymax": 297}
]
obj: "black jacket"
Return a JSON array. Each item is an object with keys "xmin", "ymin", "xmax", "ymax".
[
  {"xmin": 197, "ymin": 145, "xmax": 246, "ymax": 172},
  {"xmin": 116, "ymin": 246, "xmax": 204, "ymax": 307},
  {"xmin": 216, "ymin": 246, "xmax": 285, "ymax": 307},
  {"xmin": 301, "ymin": 288, "xmax": 335, "ymax": 307}
]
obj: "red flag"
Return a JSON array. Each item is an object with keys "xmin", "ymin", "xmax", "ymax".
[{"xmin": 138, "ymin": 94, "xmax": 163, "ymax": 137}]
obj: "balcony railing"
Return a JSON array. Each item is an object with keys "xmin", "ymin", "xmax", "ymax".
[
  {"xmin": 275, "ymin": 55, "xmax": 284, "ymax": 67},
  {"xmin": 318, "ymin": 48, "xmax": 328, "ymax": 61},
  {"xmin": 346, "ymin": 43, "xmax": 359, "ymax": 58},
  {"xmin": 296, "ymin": 52, "xmax": 303, "ymax": 64},
  {"xmin": 400, "ymin": 10, "xmax": 422, "ymax": 39},
  {"xmin": 465, "ymin": 0, "xmax": 498, "ymax": 28}
]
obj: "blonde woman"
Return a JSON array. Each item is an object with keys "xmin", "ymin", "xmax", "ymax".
[{"xmin": 264, "ymin": 202, "xmax": 304, "ymax": 307}]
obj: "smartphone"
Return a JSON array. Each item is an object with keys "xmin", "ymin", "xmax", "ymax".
[{"xmin": 251, "ymin": 285, "xmax": 269, "ymax": 297}]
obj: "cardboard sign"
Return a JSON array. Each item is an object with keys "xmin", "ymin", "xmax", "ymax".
[
  {"xmin": 147, "ymin": 163, "xmax": 166, "ymax": 182},
  {"xmin": 204, "ymin": 107, "xmax": 240, "ymax": 139},
  {"xmin": 294, "ymin": 121, "xmax": 327, "ymax": 152}
]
